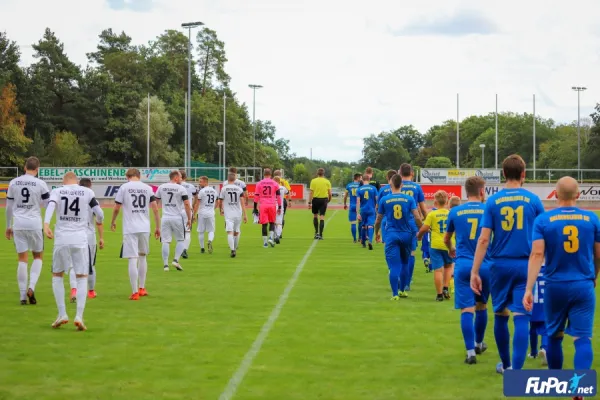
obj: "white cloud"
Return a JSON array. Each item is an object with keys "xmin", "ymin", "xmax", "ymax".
[{"xmin": 2, "ymin": 0, "xmax": 600, "ymax": 162}]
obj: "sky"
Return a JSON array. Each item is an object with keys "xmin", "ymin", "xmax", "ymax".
[{"xmin": 2, "ymin": 0, "xmax": 600, "ymax": 162}]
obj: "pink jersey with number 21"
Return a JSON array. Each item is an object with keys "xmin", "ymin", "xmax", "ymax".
[{"xmin": 254, "ymin": 178, "xmax": 280, "ymax": 206}]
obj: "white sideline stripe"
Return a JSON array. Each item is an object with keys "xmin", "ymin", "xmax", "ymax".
[{"xmin": 218, "ymin": 210, "xmax": 339, "ymax": 400}]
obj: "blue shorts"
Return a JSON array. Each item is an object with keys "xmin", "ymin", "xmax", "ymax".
[
  {"xmin": 454, "ymin": 259, "xmax": 490, "ymax": 309},
  {"xmin": 430, "ymin": 248, "xmax": 453, "ymax": 270},
  {"xmin": 544, "ymin": 280, "xmax": 595, "ymax": 338},
  {"xmin": 530, "ymin": 320, "xmax": 547, "ymax": 336},
  {"xmin": 360, "ymin": 210, "xmax": 375, "ymax": 226},
  {"xmin": 421, "ymin": 232, "xmax": 430, "ymax": 251},
  {"xmin": 490, "ymin": 259, "xmax": 529, "ymax": 314},
  {"xmin": 348, "ymin": 207, "xmax": 357, "ymax": 222},
  {"xmin": 384, "ymin": 231, "xmax": 412, "ymax": 265}
]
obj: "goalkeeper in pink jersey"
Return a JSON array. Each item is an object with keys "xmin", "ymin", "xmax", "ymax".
[{"xmin": 254, "ymin": 169, "xmax": 282, "ymax": 248}]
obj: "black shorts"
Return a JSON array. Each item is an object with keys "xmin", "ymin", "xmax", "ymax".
[
  {"xmin": 283, "ymin": 199, "xmax": 288, "ymax": 214},
  {"xmin": 312, "ymin": 198, "xmax": 328, "ymax": 216}
]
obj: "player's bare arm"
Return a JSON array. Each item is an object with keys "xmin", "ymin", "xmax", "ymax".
[
  {"xmin": 241, "ymin": 194, "xmax": 248, "ymax": 223},
  {"xmin": 111, "ymin": 203, "xmax": 121, "ymax": 231},
  {"xmin": 192, "ymin": 197, "xmax": 200, "ymax": 218},
  {"xmin": 444, "ymin": 232, "xmax": 456, "ymax": 258},
  {"xmin": 150, "ymin": 199, "xmax": 161, "ymax": 239},
  {"xmin": 523, "ymin": 238, "xmax": 545, "ymax": 312},
  {"xmin": 374, "ymin": 214, "xmax": 383, "ymax": 241},
  {"xmin": 343, "ymin": 190, "xmax": 348, "ymax": 210},
  {"xmin": 470, "ymin": 227, "xmax": 491, "ymax": 295},
  {"xmin": 411, "ymin": 209, "xmax": 423, "ymax": 229},
  {"xmin": 5, "ymin": 197, "xmax": 14, "ymax": 240},
  {"xmin": 418, "ymin": 201, "xmax": 428, "ymax": 219},
  {"xmin": 183, "ymin": 198, "xmax": 192, "ymax": 229},
  {"xmin": 43, "ymin": 199, "xmax": 56, "ymax": 239},
  {"xmin": 308, "ymin": 189, "xmax": 313, "ymax": 210},
  {"xmin": 328, "ymin": 189, "xmax": 332, "ymax": 203},
  {"xmin": 416, "ymin": 223, "xmax": 430, "ymax": 240},
  {"xmin": 218, "ymin": 198, "xmax": 224, "ymax": 216}
]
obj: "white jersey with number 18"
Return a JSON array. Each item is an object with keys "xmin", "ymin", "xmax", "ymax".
[
  {"xmin": 115, "ymin": 181, "xmax": 156, "ymax": 234},
  {"xmin": 7, "ymin": 174, "xmax": 50, "ymax": 230}
]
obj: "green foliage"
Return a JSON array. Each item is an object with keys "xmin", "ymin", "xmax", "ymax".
[
  {"xmin": 0, "ymin": 124, "xmax": 32, "ymax": 166},
  {"xmin": 133, "ymin": 96, "xmax": 179, "ymax": 166},
  {"xmin": 361, "ymin": 131, "xmax": 410, "ymax": 170},
  {"xmin": 292, "ymin": 163, "xmax": 310, "ymax": 183},
  {"xmin": 48, "ymin": 131, "xmax": 91, "ymax": 166},
  {"xmin": 425, "ymin": 156, "xmax": 453, "ymax": 168}
]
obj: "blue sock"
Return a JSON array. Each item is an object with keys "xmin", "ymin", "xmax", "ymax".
[
  {"xmin": 408, "ymin": 255, "xmax": 415, "ymax": 284},
  {"xmin": 399, "ymin": 263, "xmax": 408, "ymax": 292},
  {"xmin": 574, "ymin": 337, "xmax": 593, "ymax": 370},
  {"xmin": 461, "ymin": 312, "xmax": 475, "ymax": 351},
  {"xmin": 351, "ymin": 224, "xmax": 357, "ymax": 241},
  {"xmin": 547, "ymin": 336, "xmax": 564, "ymax": 369},
  {"xmin": 368, "ymin": 227, "xmax": 374, "ymax": 243},
  {"xmin": 361, "ymin": 226, "xmax": 367, "ymax": 242},
  {"xmin": 529, "ymin": 323, "xmax": 538, "ymax": 356},
  {"xmin": 494, "ymin": 315, "xmax": 511, "ymax": 369},
  {"xmin": 388, "ymin": 262, "xmax": 400, "ymax": 296},
  {"xmin": 512, "ymin": 315, "xmax": 531, "ymax": 370},
  {"xmin": 475, "ymin": 309, "xmax": 488, "ymax": 344},
  {"xmin": 541, "ymin": 333, "xmax": 548, "ymax": 350}
]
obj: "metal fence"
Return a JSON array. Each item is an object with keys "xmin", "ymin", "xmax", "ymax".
[
  {"xmin": 526, "ymin": 169, "xmax": 600, "ymax": 183},
  {"xmin": 185, "ymin": 166, "xmax": 263, "ymax": 182},
  {"xmin": 0, "ymin": 167, "xmax": 19, "ymax": 179}
]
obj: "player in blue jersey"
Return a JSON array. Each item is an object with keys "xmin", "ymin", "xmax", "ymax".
[
  {"xmin": 445, "ymin": 176, "xmax": 489, "ymax": 365},
  {"xmin": 344, "ymin": 173, "xmax": 362, "ymax": 243},
  {"xmin": 528, "ymin": 265, "xmax": 548, "ymax": 366},
  {"xmin": 377, "ymin": 170, "xmax": 397, "ymax": 245},
  {"xmin": 399, "ymin": 164, "xmax": 428, "ymax": 290},
  {"xmin": 471, "ymin": 155, "xmax": 545, "ymax": 373},
  {"xmin": 375, "ymin": 174, "xmax": 423, "ymax": 299},
  {"xmin": 356, "ymin": 175, "xmax": 379, "ymax": 250},
  {"xmin": 524, "ymin": 176, "xmax": 600, "ymax": 376}
]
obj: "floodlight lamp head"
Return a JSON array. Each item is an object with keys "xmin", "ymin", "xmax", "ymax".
[{"xmin": 181, "ymin": 21, "xmax": 204, "ymax": 28}]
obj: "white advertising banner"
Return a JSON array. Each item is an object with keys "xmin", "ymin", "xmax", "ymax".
[
  {"xmin": 49, "ymin": 183, "xmax": 221, "ymax": 199},
  {"xmin": 421, "ymin": 169, "xmax": 502, "ymax": 184},
  {"xmin": 39, "ymin": 167, "xmax": 174, "ymax": 183},
  {"xmin": 464, "ymin": 185, "xmax": 600, "ymax": 201}
]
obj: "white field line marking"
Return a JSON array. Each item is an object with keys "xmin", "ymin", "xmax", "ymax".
[{"xmin": 218, "ymin": 210, "xmax": 339, "ymax": 400}]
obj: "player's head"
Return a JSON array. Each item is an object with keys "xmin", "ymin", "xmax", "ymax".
[
  {"xmin": 228, "ymin": 172, "xmax": 236, "ymax": 183},
  {"xmin": 274, "ymin": 176, "xmax": 281, "ymax": 184},
  {"xmin": 63, "ymin": 171, "xmax": 78, "ymax": 185},
  {"xmin": 179, "ymin": 169, "xmax": 187, "ymax": 181},
  {"xmin": 433, "ymin": 190, "xmax": 448, "ymax": 208},
  {"xmin": 399, "ymin": 163, "xmax": 413, "ymax": 179},
  {"xmin": 169, "ymin": 170, "xmax": 182, "ymax": 183},
  {"xmin": 390, "ymin": 174, "xmax": 403, "ymax": 193},
  {"xmin": 364, "ymin": 167, "xmax": 373, "ymax": 179},
  {"xmin": 199, "ymin": 176, "xmax": 208, "ymax": 188},
  {"xmin": 229, "ymin": 167, "xmax": 237, "ymax": 174},
  {"xmin": 264, "ymin": 168, "xmax": 272, "ymax": 178},
  {"xmin": 79, "ymin": 178, "xmax": 92, "ymax": 189},
  {"xmin": 274, "ymin": 170, "xmax": 282, "ymax": 177},
  {"xmin": 317, "ymin": 168, "xmax": 325, "ymax": 177},
  {"xmin": 126, "ymin": 168, "xmax": 141, "ymax": 181},
  {"xmin": 556, "ymin": 176, "xmax": 579, "ymax": 202},
  {"xmin": 353, "ymin": 173, "xmax": 361, "ymax": 182},
  {"xmin": 449, "ymin": 196, "xmax": 461, "ymax": 209},
  {"xmin": 464, "ymin": 176, "xmax": 485, "ymax": 201},
  {"xmin": 502, "ymin": 154, "xmax": 526, "ymax": 184},
  {"xmin": 386, "ymin": 169, "xmax": 396, "ymax": 184},
  {"xmin": 24, "ymin": 156, "xmax": 40, "ymax": 175},
  {"xmin": 361, "ymin": 173, "xmax": 370, "ymax": 181}
]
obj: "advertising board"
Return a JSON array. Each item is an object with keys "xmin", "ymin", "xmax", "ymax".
[
  {"xmin": 420, "ymin": 169, "xmax": 501, "ymax": 184},
  {"xmin": 38, "ymin": 168, "xmax": 173, "ymax": 183}
]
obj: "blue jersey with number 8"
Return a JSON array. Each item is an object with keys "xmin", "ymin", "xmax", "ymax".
[{"xmin": 377, "ymin": 193, "xmax": 416, "ymax": 234}]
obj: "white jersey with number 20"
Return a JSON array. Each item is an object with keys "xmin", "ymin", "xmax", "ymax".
[{"xmin": 115, "ymin": 181, "xmax": 155, "ymax": 234}]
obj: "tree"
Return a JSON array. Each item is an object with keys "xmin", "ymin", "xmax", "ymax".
[
  {"xmin": 361, "ymin": 132, "xmax": 410, "ymax": 170},
  {"xmin": 196, "ymin": 27, "xmax": 230, "ymax": 93},
  {"xmin": 0, "ymin": 32, "xmax": 22, "ymax": 89},
  {"xmin": 0, "ymin": 83, "xmax": 31, "ymax": 166},
  {"xmin": 48, "ymin": 131, "xmax": 91, "ymax": 166},
  {"xmin": 392, "ymin": 125, "xmax": 424, "ymax": 160},
  {"xmin": 583, "ymin": 103, "xmax": 600, "ymax": 169},
  {"xmin": 132, "ymin": 95, "xmax": 178, "ymax": 166},
  {"xmin": 293, "ymin": 163, "xmax": 310, "ymax": 183},
  {"xmin": 425, "ymin": 156, "xmax": 453, "ymax": 168}
]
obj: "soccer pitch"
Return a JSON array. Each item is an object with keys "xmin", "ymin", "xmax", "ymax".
[{"xmin": 0, "ymin": 209, "xmax": 598, "ymax": 400}]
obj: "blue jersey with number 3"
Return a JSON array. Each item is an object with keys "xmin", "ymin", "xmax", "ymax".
[
  {"xmin": 447, "ymin": 202, "xmax": 485, "ymax": 261},
  {"xmin": 377, "ymin": 193, "xmax": 416, "ymax": 234},
  {"xmin": 482, "ymin": 188, "xmax": 545, "ymax": 260},
  {"xmin": 532, "ymin": 207, "xmax": 600, "ymax": 283}
]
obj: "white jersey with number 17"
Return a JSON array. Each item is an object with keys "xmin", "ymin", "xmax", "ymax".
[{"xmin": 115, "ymin": 181, "xmax": 156, "ymax": 234}]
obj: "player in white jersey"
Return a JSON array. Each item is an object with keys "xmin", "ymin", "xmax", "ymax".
[
  {"xmin": 5, "ymin": 156, "xmax": 50, "ymax": 305},
  {"xmin": 273, "ymin": 176, "xmax": 288, "ymax": 243},
  {"xmin": 68, "ymin": 178, "xmax": 105, "ymax": 301},
  {"xmin": 155, "ymin": 170, "xmax": 192, "ymax": 271},
  {"xmin": 193, "ymin": 176, "xmax": 218, "ymax": 254},
  {"xmin": 111, "ymin": 168, "xmax": 161, "ymax": 300},
  {"xmin": 43, "ymin": 172, "xmax": 104, "ymax": 331},
  {"xmin": 219, "ymin": 172, "xmax": 247, "ymax": 258},
  {"xmin": 223, "ymin": 167, "xmax": 248, "ymax": 206},
  {"xmin": 179, "ymin": 170, "xmax": 197, "ymax": 259}
]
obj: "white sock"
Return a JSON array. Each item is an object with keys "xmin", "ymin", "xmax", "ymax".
[
  {"xmin": 17, "ymin": 262, "xmax": 27, "ymax": 300},
  {"xmin": 467, "ymin": 349, "xmax": 476, "ymax": 357},
  {"xmin": 227, "ymin": 235, "xmax": 235, "ymax": 250},
  {"xmin": 174, "ymin": 241, "xmax": 185, "ymax": 261},
  {"xmin": 76, "ymin": 276, "xmax": 87, "ymax": 320},
  {"xmin": 162, "ymin": 242, "xmax": 170, "ymax": 265},
  {"xmin": 208, "ymin": 231, "xmax": 215, "ymax": 242},
  {"xmin": 198, "ymin": 232, "xmax": 205, "ymax": 249},
  {"xmin": 88, "ymin": 265, "xmax": 96, "ymax": 290},
  {"xmin": 183, "ymin": 233, "xmax": 191, "ymax": 251},
  {"xmin": 263, "ymin": 236, "xmax": 268, "ymax": 245},
  {"xmin": 138, "ymin": 256, "xmax": 148, "ymax": 289},
  {"xmin": 276, "ymin": 225, "xmax": 282, "ymax": 237},
  {"xmin": 128, "ymin": 258, "xmax": 138, "ymax": 294},
  {"xmin": 69, "ymin": 268, "xmax": 77, "ymax": 290},
  {"xmin": 269, "ymin": 231, "xmax": 274, "ymax": 240},
  {"xmin": 29, "ymin": 259, "xmax": 42, "ymax": 290},
  {"xmin": 52, "ymin": 276, "xmax": 66, "ymax": 317},
  {"xmin": 234, "ymin": 235, "xmax": 239, "ymax": 249}
]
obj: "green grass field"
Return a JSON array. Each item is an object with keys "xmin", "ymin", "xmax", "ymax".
[{"xmin": 0, "ymin": 208, "xmax": 598, "ymax": 400}]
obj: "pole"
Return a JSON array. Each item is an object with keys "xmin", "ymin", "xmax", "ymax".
[
  {"xmin": 187, "ymin": 27, "xmax": 192, "ymax": 170},
  {"xmin": 223, "ymin": 93, "xmax": 227, "ymax": 178},
  {"xmin": 533, "ymin": 94, "xmax": 536, "ymax": 181},
  {"xmin": 184, "ymin": 93, "xmax": 187, "ymax": 168},
  {"xmin": 456, "ymin": 93, "xmax": 460, "ymax": 168},
  {"xmin": 147, "ymin": 93, "xmax": 150, "ymax": 168},
  {"xmin": 577, "ymin": 90, "xmax": 581, "ymax": 182},
  {"xmin": 218, "ymin": 145, "xmax": 222, "ymax": 181},
  {"xmin": 252, "ymin": 88, "xmax": 256, "ymax": 171},
  {"xmin": 481, "ymin": 147, "xmax": 484, "ymax": 169},
  {"xmin": 495, "ymin": 94, "xmax": 498, "ymax": 169}
]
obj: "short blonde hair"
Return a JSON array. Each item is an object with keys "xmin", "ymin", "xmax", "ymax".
[
  {"xmin": 434, "ymin": 190, "xmax": 448, "ymax": 207},
  {"xmin": 449, "ymin": 196, "xmax": 461, "ymax": 209},
  {"xmin": 274, "ymin": 176, "xmax": 281, "ymax": 183}
]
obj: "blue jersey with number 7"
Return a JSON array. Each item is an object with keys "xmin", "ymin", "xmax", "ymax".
[{"xmin": 447, "ymin": 202, "xmax": 485, "ymax": 261}]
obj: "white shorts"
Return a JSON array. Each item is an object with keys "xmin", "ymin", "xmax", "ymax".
[
  {"xmin": 197, "ymin": 215, "xmax": 215, "ymax": 233},
  {"xmin": 161, "ymin": 218, "xmax": 185, "ymax": 243},
  {"xmin": 121, "ymin": 233, "xmax": 150, "ymax": 258},
  {"xmin": 53, "ymin": 245, "xmax": 88, "ymax": 275},
  {"xmin": 225, "ymin": 217, "xmax": 242, "ymax": 233},
  {"xmin": 276, "ymin": 212, "xmax": 284, "ymax": 225},
  {"xmin": 13, "ymin": 230, "xmax": 44, "ymax": 254}
]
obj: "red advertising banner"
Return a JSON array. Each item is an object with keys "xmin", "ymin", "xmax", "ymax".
[
  {"xmin": 421, "ymin": 184, "xmax": 462, "ymax": 200},
  {"xmin": 220, "ymin": 183, "xmax": 305, "ymax": 200}
]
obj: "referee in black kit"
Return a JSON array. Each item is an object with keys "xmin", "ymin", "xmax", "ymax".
[{"xmin": 308, "ymin": 168, "xmax": 332, "ymax": 240}]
